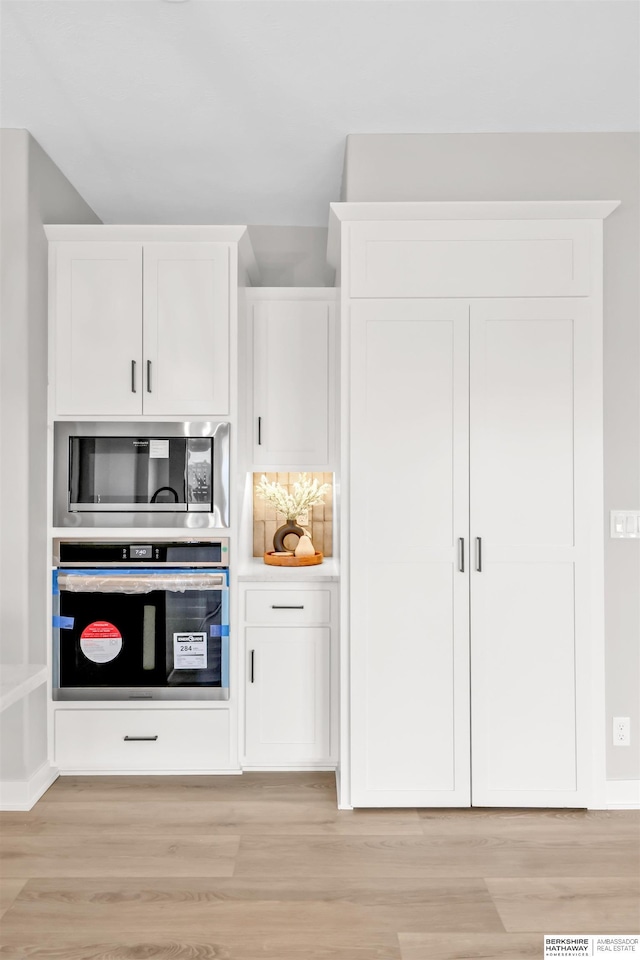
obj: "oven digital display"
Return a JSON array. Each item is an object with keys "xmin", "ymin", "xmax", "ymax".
[{"xmin": 129, "ymin": 545, "xmax": 152, "ymax": 559}]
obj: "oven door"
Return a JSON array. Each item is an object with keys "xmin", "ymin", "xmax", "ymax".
[{"xmin": 53, "ymin": 569, "xmax": 229, "ymax": 700}]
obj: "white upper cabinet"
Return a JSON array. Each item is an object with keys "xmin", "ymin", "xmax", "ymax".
[
  {"xmin": 250, "ymin": 291, "xmax": 336, "ymax": 468},
  {"xmin": 53, "ymin": 243, "xmax": 143, "ymax": 416},
  {"xmin": 142, "ymin": 243, "xmax": 229, "ymax": 417},
  {"xmin": 51, "ymin": 237, "xmax": 237, "ymax": 417}
]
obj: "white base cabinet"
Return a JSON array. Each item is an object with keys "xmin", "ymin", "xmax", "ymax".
[{"xmin": 241, "ymin": 582, "xmax": 337, "ymax": 768}]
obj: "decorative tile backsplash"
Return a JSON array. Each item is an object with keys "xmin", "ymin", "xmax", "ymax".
[{"xmin": 252, "ymin": 472, "xmax": 333, "ymax": 557}]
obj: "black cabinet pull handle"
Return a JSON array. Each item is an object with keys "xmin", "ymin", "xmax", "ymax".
[
  {"xmin": 476, "ymin": 537, "xmax": 482, "ymax": 572},
  {"xmin": 458, "ymin": 537, "xmax": 465, "ymax": 573},
  {"xmin": 147, "ymin": 360, "xmax": 152, "ymax": 393},
  {"xmin": 250, "ymin": 649, "xmax": 255, "ymax": 683},
  {"xmin": 271, "ymin": 605, "xmax": 304, "ymax": 610},
  {"xmin": 131, "ymin": 360, "xmax": 137, "ymax": 393},
  {"xmin": 258, "ymin": 416, "xmax": 262, "ymax": 445},
  {"xmin": 123, "ymin": 735, "xmax": 158, "ymax": 742}
]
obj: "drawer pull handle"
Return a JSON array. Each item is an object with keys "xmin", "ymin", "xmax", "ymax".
[
  {"xmin": 271, "ymin": 605, "xmax": 304, "ymax": 610},
  {"xmin": 123, "ymin": 735, "xmax": 158, "ymax": 742}
]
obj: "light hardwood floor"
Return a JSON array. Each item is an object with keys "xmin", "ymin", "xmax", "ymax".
[{"xmin": 0, "ymin": 773, "xmax": 638, "ymax": 959}]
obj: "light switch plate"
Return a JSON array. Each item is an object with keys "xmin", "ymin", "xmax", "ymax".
[{"xmin": 610, "ymin": 510, "xmax": 640, "ymax": 538}]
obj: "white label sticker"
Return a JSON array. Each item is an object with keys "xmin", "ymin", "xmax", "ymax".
[
  {"xmin": 80, "ymin": 621, "xmax": 123, "ymax": 664},
  {"xmin": 173, "ymin": 631, "xmax": 207, "ymax": 670},
  {"xmin": 149, "ymin": 439, "xmax": 169, "ymax": 459}
]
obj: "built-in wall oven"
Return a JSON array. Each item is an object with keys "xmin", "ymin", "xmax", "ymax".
[
  {"xmin": 53, "ymin": 421, "xmax": 230, "ymax": 529},
  {"xmin": 53, "ymin": 540, "xmax": 230, "ymax": 701}
]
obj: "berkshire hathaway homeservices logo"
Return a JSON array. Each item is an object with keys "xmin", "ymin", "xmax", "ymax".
[{"xmin": 545, "ymin": 936, "xmax": 639, "ymax": 957}]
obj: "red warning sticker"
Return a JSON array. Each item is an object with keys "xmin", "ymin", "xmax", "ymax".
[{"xmin": 80, "ymin": 621, "xmax": 123, "ymax": 664}]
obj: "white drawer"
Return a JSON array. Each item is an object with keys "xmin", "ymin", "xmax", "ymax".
[
  {"xmin": 244, "ymin": 589, "xmax": 331, "ymax": 625},
  {"xmin": 54, "ymin": 708, "xmax": 231, "ymax": 772}
]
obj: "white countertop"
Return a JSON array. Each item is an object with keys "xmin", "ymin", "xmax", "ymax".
[{"xmin": 237, "ymin": 557, "xmax": 340, "ymax": 582}]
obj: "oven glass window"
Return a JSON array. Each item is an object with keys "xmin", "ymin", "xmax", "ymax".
[{"xmin": 58, "ymin": 581, "xmax": 226, "ymax": 691}]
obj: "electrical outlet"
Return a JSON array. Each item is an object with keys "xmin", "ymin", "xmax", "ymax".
[{"xmin": 613, "ymin": 716, "xmax": 631, "ymax": 746}]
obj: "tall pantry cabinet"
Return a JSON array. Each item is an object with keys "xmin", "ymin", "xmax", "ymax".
[{"xmin": 329, "ymin": 201, "xmax": 619, "ymax": 809}]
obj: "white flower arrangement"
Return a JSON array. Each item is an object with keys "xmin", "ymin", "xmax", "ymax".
[{"xmin": 256, "ymin": 473, "xmax": 331, "ymax": 521}]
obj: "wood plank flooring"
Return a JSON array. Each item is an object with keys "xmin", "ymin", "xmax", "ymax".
[{"xmin": 0, "ymin": 773, "xmax": 638, "ymax": 959}]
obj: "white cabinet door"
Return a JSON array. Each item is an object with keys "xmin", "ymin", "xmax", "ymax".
[
  {"xmin": 143, "ymin": 243, "xmax": 230, "ymax": 416},
  {"xmin": 252, "ymin": 298, "xmax": 334, "ymax": 466},
  {"xmin": 349, "ymin": 300, "xmax": 471, "ymax": 807},
  {"xmin": 245, "ymin": 626, "xmax": 331, "ymax": 765},
  {"xmin": 470, "ymin": 299, "xmax": 592, "ymax": 807},
  {"xmin": 53, "ymin": 243, "xmax": 143, "ymax": 415}
]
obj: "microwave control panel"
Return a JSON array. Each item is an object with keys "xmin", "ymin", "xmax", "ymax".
[{"xmin": 186, "ymin": 440, "xmax": 213, "ymax": 506}]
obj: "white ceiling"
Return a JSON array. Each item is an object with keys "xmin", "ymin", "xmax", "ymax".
[{"xmin": 1, "ymin": 0, "xmax": 638, "ymax": 226}]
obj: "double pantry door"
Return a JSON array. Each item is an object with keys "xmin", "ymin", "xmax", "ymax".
[{"xmin": 349, "ymin": 298, "xmax": 596, "ymax": 808}]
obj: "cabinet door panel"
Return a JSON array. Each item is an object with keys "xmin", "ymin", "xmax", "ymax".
[
  {"xmin": 349, "ymin": 221, "xmax": 591, "ymax": 298},
  {"xmin": 245, "ymin": 626, "xmax": 331, "ymax": 765},
  {"xmin": 253, "ymin": 299, "xmax": 334, "ymax": 466},
  {"xmin": 349, "ymin": 300, "xmax": 470, "ymax": 807},
  {"xmin": 143, "ymin": 243, "xmax": 229, "ymax": 416},
  {"xmin": 470, "ymin": 299, "xmax": 592, "ymax": 807},
  {"xmin": 53, "ymin": 243, "xmax": 142, "ymax": 415}
]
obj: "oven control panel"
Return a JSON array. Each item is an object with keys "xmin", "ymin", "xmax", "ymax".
[{"xmin": 55, "ymin": 539, "xmax": 229, "ymax": 567}]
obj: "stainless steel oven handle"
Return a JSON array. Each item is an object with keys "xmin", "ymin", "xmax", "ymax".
[{"xmin": 123, "ymin": 735, "xmax": 158, "ymax": 742}]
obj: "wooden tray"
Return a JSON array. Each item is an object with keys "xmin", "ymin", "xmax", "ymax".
[{"xmin": 263, "ymin": 551, "xmax": 324, "ymax": 567}]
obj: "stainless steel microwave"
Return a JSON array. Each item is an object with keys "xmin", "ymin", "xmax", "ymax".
[{"xmin": 54, "ymin": 422, "xmax": 230, "ymax": 529}]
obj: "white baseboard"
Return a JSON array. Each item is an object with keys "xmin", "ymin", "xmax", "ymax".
[
  {"xmin": 0, "ymin": 761, "xmax": 59, "ymax": 811},
  {"xmin": 58, "ymin": 767, "xmax": 243, "ymax": 776},
  {"xmin": 606, "ymin": 779, "xmax": 640, "ymax": 809},
  {"xmin": 241, "ymin": 765, "xmax": 337, "ymax": 772}
]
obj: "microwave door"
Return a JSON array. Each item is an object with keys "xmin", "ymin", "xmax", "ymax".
[{"xmin": 69, "ymin": 437, "xmax": 188, "ymax": 511}]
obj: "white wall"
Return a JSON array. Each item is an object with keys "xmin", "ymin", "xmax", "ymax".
[
  {"xmin": 343, "ymin": 132, "xmax": 640, "ymax": 782},
  {"xmin": 247, "ymin": 225, "xmax": 331, "ymax": 286},
  {"xmin": 0, "ymin": 129, "xmax": 99, "ymax": 787}
]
